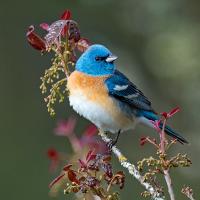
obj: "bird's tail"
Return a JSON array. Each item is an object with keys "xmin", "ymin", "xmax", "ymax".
[
  {"xmin": 159, "ymin": 123, "xmax": 188, "ymax": 144},
  {"xmin": 139, "ymin": 111, "xmax": 188, "ymax": 144}
]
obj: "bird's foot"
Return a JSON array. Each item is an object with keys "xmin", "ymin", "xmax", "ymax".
[
  {"xmin": 107, "ymin": 140, "xmax": 115, "ymax": 152},
  {"xmin": 106, "ymin": 130, "xmax": 121, "ymax": 152}
]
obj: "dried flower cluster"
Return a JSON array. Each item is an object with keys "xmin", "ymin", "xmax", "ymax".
[
  {"xmin": 181, "ymin": 186, "xmax": 195, "ymax": 200},
  {"xmin": 26, "ymin": 10, "xmax": 90, "ymax": 115},
  {"xmin": 137, "ymin": 108, "xmax": 192, "ymax": 199}
]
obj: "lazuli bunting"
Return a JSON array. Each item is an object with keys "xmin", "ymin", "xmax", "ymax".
[{"xmin": 67, "ymin": 44, "xmax": 188, "ymax": 144}]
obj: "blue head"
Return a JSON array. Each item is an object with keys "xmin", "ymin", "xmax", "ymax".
[{"xmin": 76, "ymin": 44, "xmax": 117, "ymax": 76}]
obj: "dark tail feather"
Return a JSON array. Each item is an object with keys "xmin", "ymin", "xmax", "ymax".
[
  {"xmin": 160, "ymin": 124, "xmax": 188, "ymax": 144},
  {"xmin": 139, "ymin": 110, "xmax": 188, "ymax": 144}
]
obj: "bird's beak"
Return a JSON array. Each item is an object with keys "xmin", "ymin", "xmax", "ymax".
[{"xmin": 106, "ymin": 55, "xmax": 118, "ymax": 63}]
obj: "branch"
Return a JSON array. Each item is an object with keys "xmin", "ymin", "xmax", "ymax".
[
  {"xmin": 98, "ymin": 130, "xmax": 165, "ymax": 200},
  {"xmin": 163, "ymin": 170, "xmax": 175, "ymax": 200}
]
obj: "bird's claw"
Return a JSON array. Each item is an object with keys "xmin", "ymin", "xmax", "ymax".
[
  {"xmin": 107, "ymin": 140, "xmax": 116, "ymax": 152},
  {"xmin": 106, "ymin": 130, "xmax": 121, "ymax": 152}
]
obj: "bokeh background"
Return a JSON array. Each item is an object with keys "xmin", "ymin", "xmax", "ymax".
[{"xmin": 1, "ymin": 0, "xmax": 200, "ymax": 199}]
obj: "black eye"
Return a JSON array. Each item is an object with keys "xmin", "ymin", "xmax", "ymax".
[
  {"xmin": 95, "ymin": 56, "xmax": 101, "ymax": 61},
  {"xmin": 95, "ymin": 55, "xmax": 109, "ymax": 61}
]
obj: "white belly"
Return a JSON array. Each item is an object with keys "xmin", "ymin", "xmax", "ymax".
[{"xmin": 69, "ymin": 90, "xmax": 135, "ymax": 133}]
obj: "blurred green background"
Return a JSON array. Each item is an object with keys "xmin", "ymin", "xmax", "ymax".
[{"xmin": 1, "ymin": 0, "xmax": 200, "ymax": 199}]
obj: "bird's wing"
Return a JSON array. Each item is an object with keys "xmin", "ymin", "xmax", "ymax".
[{"xmin": 105, "ymin": 70, "xmax": 154, "ymax": 111}]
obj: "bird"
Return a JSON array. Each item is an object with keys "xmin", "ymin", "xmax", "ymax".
[{"xmin": 67, "ymin": 44, "xmax": 188, "ymax": 145}]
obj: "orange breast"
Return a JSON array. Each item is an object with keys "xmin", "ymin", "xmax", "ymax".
[
  {"xmin": 67, "ymin": 71, "xmax": 110, "ymax": 105},
  {"xmin": 67, "ymin": 71, "xmax": 133, "ymax": 128}
]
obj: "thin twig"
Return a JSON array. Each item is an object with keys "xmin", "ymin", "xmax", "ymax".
[
  {"xmin": 52, "ymin": 47, "xmax": 70, "ymax": 78},
  {"xmin": 160, "ymin": 119, "xmax": 166, "ymax": 153},
  {"xmin": 98, "ymin": 130, "xmax": 165, "ymax": 200},
  {"xmin": 160, "ymin": 119, "xmax": 175, "ymax": 200},
  {"xmin": 181, "ymin": 186, "xmax": 196, "ymax": 200}
]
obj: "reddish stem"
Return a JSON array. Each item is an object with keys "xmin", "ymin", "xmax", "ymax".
[{"xmin": 160, "ymin": 119, "xmax": 166, "ymax": 154}]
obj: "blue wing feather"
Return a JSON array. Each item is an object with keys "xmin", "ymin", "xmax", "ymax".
[
  {"xmin": 105, "ymin": 70, "xmax": 154, "ymax": 111},
  {"xmin": 105, "ymin": 70, "xmax": 188, "ymax": 143}
]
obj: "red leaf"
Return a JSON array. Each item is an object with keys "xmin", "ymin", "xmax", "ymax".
[
  {"xmin": 161, "ymin": 112, "xmax": 168, "ymax": 119},
  {"xmin": 161, "ymin": 107, "xmax": 180, "ymax": 119},
  {"xmin": 140, "ymin": 137, "xmax": 148, "ymax": 146},
  {"xmin": 86, "ymin": 150, "xmax": 96, "ymax": 162},
  {"xmin": 47, "ymin": 148, "xmax": 59, "ymax": 160},
  {"xmin": 79, "ymin": 159, "xmax": 87, "ymax": 168},
  {"xmin": 168, "ymin": 107, "xmax": 180, "ymax": 118},
  {"xmin": 116, "ymin": 171, "xmax": 124, "ymax": 176},
  {"xmin": 60, "ymin": 10, "xmax": 71, "ymax": 20},
  {"xmin": 115, "ymin": 171, "xmax": 125, "ymax": 189},
  {"xmin": 44, "ymin": 20, "xmax": 68, "ymax": 45},
  {"xmin": 54, "ymin": 117, "xmax": 77, "ymax": 136},
  {"xmin": 68, "ymin": 23, "xmax": 80, "ymax": 42},
  {"xmin": 60, "ymin": 10, "xmax": 72, "ymax": 37},
  {"xmin": 77, "ymin": 38, "xmax": 91, "ymax": 52},
  {"xmin": 61, "ymin": 25, "xmax": 68, "ymax": 37},
  {"xmin": 84, "ymin": 124, "xmax": 97, "ymax": 137},
  {"xmin": 101, "ymin": 163, "xmax": 113, "ymax": 178},
  {"xmin": 40, "ymin": 23, "xmax": 49, "ymax": 31},
  {"xmin": 89, "ymin": 154, "xmax": 97, "ymax": 161},
  {"xmin": 26, "ymin": 25, "xmax": 46, "ymax": 51},
  {"xmin": 86, "ymin": 150, "xmax": 93, "ymax": 161},
  {"xmin": 49, "ymin": 173, "xmax": 65, "ymax": 188},
  {"xmin": 68, "ymin": 170, "xmax": 80, "ymax": 184},
  {"xmin": 103, "ymin": 155, "xmax": 111, "ymax": 162},
  {"xmin": 150, "ymin": 120, "xmax": 161, "ymax": 132},
  {"xmin": 63, "ymin": 164, "xmax": 72, "ymax": 171}
]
